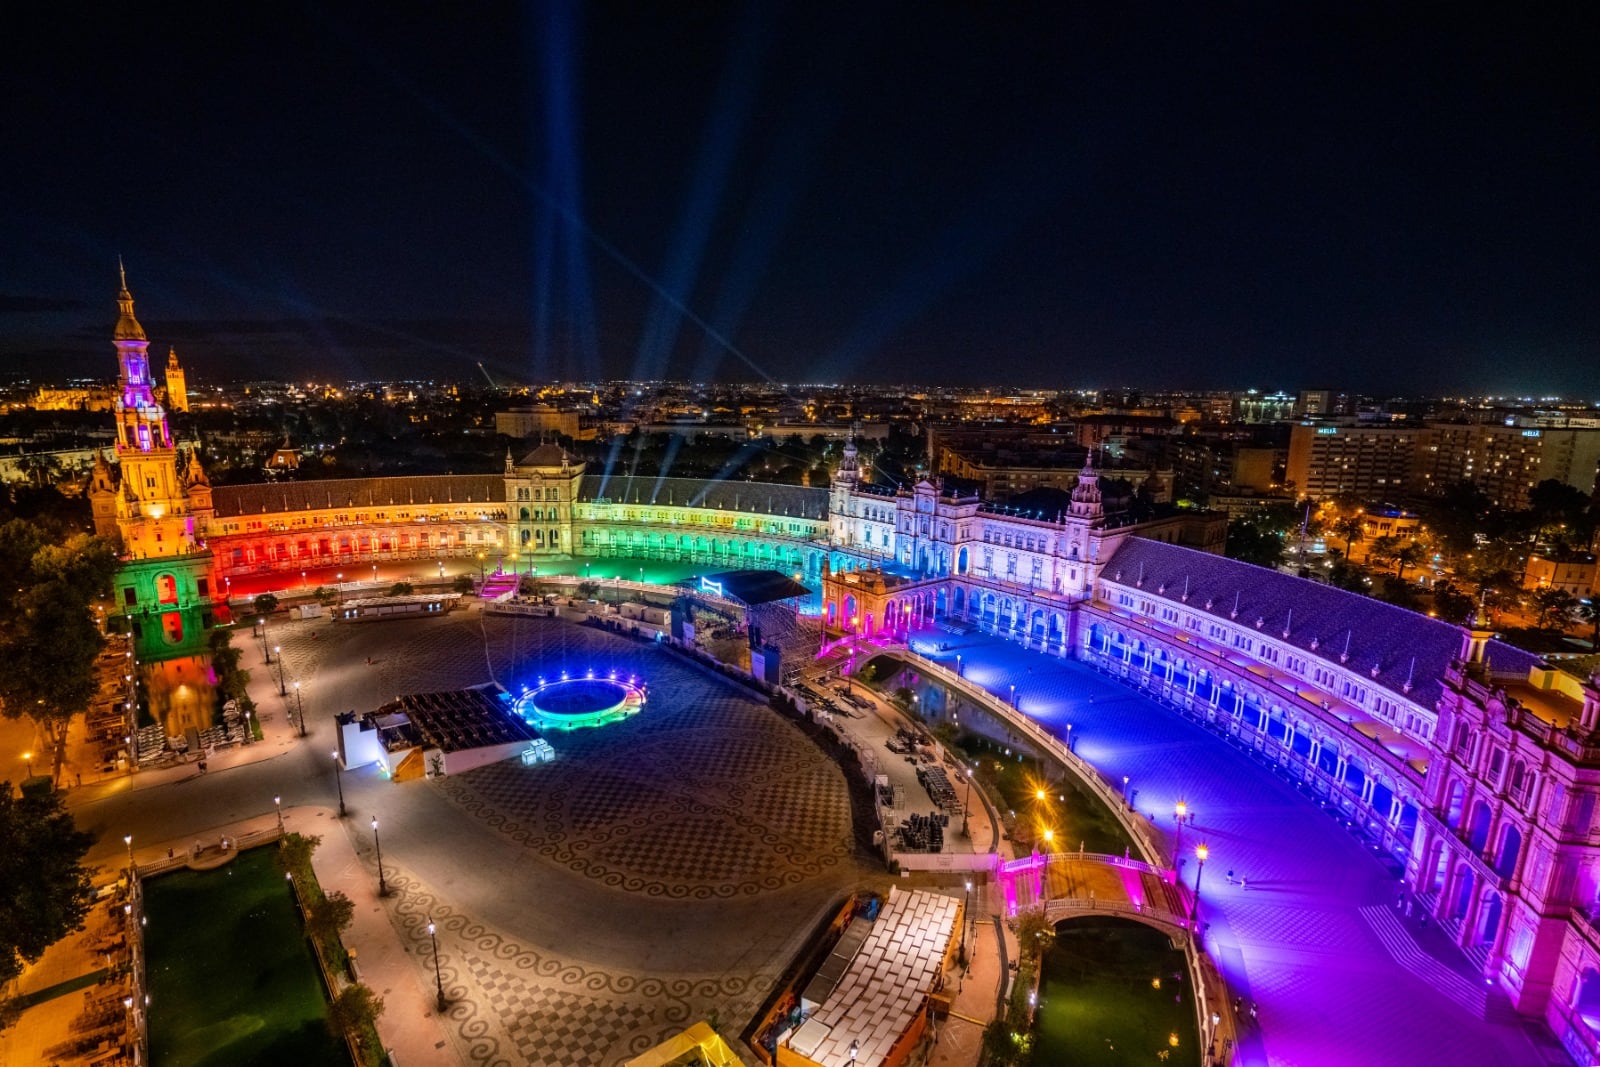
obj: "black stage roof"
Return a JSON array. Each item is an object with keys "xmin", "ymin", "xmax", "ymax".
[{"xmin": 699, "ymin": 569, "xmax": 812, "ymax": 606}]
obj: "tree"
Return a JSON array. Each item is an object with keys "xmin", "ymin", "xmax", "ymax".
[
  {"xmin": 1332, "ymin": 514, "xmax": 1366, "ymax": 557},
  {"xmin": 1013, "ymin": 904, "xmax": 1056, "ymax": 962},
  {"xmin": 313, "ymin": 585, "xmax": 339, "ymax": 607},
  {"xmin": 328, "ymin": 982, "xmax": 385, "ymax": 1038},
  {"xmin": 0, "ymin": 781, "xmax": 97, "ymax": 985},
  {"xmin": 1532, "ymin": 587, "xmax": 1578, "ymax": 630},
  {"xmin": 1394, "ymin": 542, "xmax": 1428, "ymax": 581},
  {"xmin": 253, "ymin": 592, "xmax": 279, "ymax": 616},
  {"xmin": 1224, "ymin": 517, "xmax": 1286, "ymax": 569},
  {"xmin": 388, "ymin": 582, "xmax": 414, "ymax": 597},
  {"xmin": 0, "ymin": 522, "xmax": 118, "ymax": 785},
  {"xmin": 451, "ymin": 574, "xmax": 474, "ymax": 595},
  {"xmin": 1431, "ymin": 581, "xmax": 1475, "ymax": 625},
  {"xmin": 577, "ymin": 581, "xmax": 601, "ymax": 600},
  {"xmin": 306, "ymin": 890, "xmax": 355, "ymax": 944},
  {"xmin": 1368, "ymin": 535, "xmax": 1402, "ymax": 573},
  {"xmin": 1578, "ymin": 598, "xmax": 1600, "ymax": 648},
  {"xmin": 277, "ymin": 832, "xmax": 323, "ymax": 883}
]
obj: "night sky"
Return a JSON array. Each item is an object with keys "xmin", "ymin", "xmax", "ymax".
[{"xmin": 0, "ymin": 3, "xmax": 1593, "ymax": 393}]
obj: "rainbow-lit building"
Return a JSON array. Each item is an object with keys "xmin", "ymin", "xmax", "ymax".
[{"xmin": 87, "ymin": 277, "xmax": 1600, "ymax": 1057}]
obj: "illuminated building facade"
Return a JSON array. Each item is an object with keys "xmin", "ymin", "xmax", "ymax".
[
  {"xmin": 89, "ymin": 271, "xmax": 216, "ymax": 631},
  {"xmin": 82, "ymin": 278, "xmax": 1600, "ymax": 1053},
  {"xmin": 163, "ymin": 347, "xmax": 188, "ymax": 412}
]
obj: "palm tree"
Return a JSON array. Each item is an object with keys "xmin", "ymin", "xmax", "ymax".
[{"xmin": 1332, "ymin": 515, "xmax": 1366, "ymax": 557}]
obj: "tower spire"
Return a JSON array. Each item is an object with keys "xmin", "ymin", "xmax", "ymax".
[{"xmin": 114, "ymin": 262, "xmax": 146, "ymax": 341}]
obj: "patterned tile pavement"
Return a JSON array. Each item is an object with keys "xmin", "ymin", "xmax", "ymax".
[{"xmin": 273, "ymin": 612, "xmax": 865, "ymax": 1065}]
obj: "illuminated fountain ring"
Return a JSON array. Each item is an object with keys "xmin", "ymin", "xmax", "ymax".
[{"xmin": 514, "ymin": 673, "xmax": 647, "ymax": 732}]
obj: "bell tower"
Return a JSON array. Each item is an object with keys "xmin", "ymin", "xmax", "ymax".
[
  {"xmin": 104, "ymin": 267, "xmax": 215, "ymax": 620},
  {"xmin": 164, "ymin": 347, "xmax": 189, "ymax": 412}
]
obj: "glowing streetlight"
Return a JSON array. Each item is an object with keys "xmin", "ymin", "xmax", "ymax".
[
  {"xmin": 1190, "ymin": 844, "xmax": 1209, "ymax": 926},
  {"xmin": 372, "ymin": 816, "xmax": 388, "ymax": 897},
  {"xmin": 294, "ymin": 681, "xmax": 306, "ymax": 737},
  {"xmin": 331, "ymin": 750, "xmax": 346, "ymax": 816},
  {"xmin": 21, "ymin": 751, "xmax": 31, "ymax": 781},
  {"xmin": 274, "ymin": 646, "xmax": 286, "ymax": 695},
  {"xmin": 1174, "ymin": 799, "xmax": 1188, "ymax": 866},
  {"xmin": 428, "ymin": 916, "xmax": 447, "ymax": 1011},
  {"xmin": 274, "ymin": 795, "xmax": 283, "ymax": 832}
]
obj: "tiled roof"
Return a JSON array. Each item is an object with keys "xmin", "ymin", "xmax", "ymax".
[
  {"xmin": 516, "ymin": 443, "xmax": 575, "ymax": 467},
  {"xmin": 1103, "ymin": 537, "xmax": 1468, "ymax": 707},
  {"xmin": 800, "ymin": 887, "xmax": 957, "ymax": 1067},
  {"xmin": 579, "ymin": 474, "xmax": 829, "ymax": 520},
  {"xmin": 212, "ymin": 475, "xmax": 506, "ymax": 518}
]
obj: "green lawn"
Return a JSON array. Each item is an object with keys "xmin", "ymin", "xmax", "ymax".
[
  {"xmin": 1034, "ymin": 918, "xmax": 1201, "ymax": 1067},
  {"xmin": 145, "ymin": 847, "xmax": 347, "ymax": 1067},
  {"xmin": 513, "ymin": 555, "xmax": 708, "ymax": 585},
  {"xmin": 954, "ymin": 736, "xmax": 1132, "ymax": 857}
]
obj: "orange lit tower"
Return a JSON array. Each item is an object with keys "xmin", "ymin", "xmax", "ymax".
[{"xmin": 92, "ymin": 267, "xmax": 216, "ymax": 624}]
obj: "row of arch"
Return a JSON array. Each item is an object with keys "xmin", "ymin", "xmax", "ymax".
[{"xmin": 1082, "ymin": 618, "xmax": 1421, "ymax": 856}]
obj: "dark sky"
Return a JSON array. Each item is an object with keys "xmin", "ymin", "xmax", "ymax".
[{"xmin": 0, "ymin": 3, "xmax": 1594, "ymax": 394}]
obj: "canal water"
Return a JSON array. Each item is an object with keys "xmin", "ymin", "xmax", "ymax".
[{"xmin": 1033, "ymin": 917, "xmax": 1201, "ymax": 1067}]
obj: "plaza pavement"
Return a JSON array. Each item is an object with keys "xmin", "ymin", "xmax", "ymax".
[
  {"xmin": 907, "ymin": 624, "xmax": 1567, "ymax": 1067},
  {"xmin": 71, "ymin": 607, "xmax": 878, "ymax": 1066}
]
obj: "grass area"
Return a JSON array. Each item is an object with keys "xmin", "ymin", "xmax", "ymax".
[
  {"xmin": 145, "ymin": 847, "xmax": 347, "ymax": 1067},
  {"xmin": 954, "ymin": 736, "xmax": 1131, "ymax": 856},
  {"xmin": 1034, "ymin": 918, "xmax": 1201, "ymax": 1067},
  {"xmin": 518, "ymin": 555, "xmax": 706, "ymax": 586},
  {"xmin": 859, "ymin": 652, "xmax": 1130, "ymax": 855}
]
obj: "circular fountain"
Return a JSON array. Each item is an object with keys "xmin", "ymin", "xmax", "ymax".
[{"xmin": 514, "ymin": 674, "xmax": 647, "ymax": 732}]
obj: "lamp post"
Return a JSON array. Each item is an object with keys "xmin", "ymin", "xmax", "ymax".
[
  {"xmin": 243, "ymin": 709, "xmax": 253, "ymax": 744},
  {"xmin": 294, "ymin": 682, "xmax": 306, "ymax": 737},
  {"xmin": 1009, "ymin": 683, "xmax": 1016, "ymax": 707},
  {"xmin": 259, "ymin": 616, "xmax": 271, "ymax": 664},
  {"xmin": 1121, "ymin": 775, "xmax": 1130, "ymax": 807},
  {"xmin": 332, "ymin": 750, "xmax": 346, "ymax": 816},
  {"xmin": 1190, "ymin": 844, "xmax": 1208, "ymax": 927},
  {"xmin": 274, "ymin": 647, "xmax": 286, "ymax": 695},
  {"xmin": 372, "ymin": 816, "xmax": 388, "ymax": 897},
  {"xmin": 477, "ymin": 553, "xmax": 485, "ymax": 582},
  {"xmin": 275, "ymin": 795, "xmax": 283, "ymax": 832},
  {"xmin": 21, "ymin": 751, "xmax": 31, "ymax": 782},
  {"xmin": 849, "ymin": 1040, "xmax": 858, "ymax": 1062},
  {"xmin": 124, "ymin": 834, "xmax": 134, "ymax": 878},
  {"xmin": 427, "ymin": 917, "xmax": 447, "ymax": 1012},
  {"xmin": 961, "ymin": 766, "xmax": 973, "ymax": 835},
  {"xmin": 1174, "ymin": 800, "xmax": 1187, "ymax": 868}
]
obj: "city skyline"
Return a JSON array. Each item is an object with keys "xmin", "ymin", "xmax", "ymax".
[{"xmin": 1, "ymin": 7, "xmax": 1594, "ymax": 393}]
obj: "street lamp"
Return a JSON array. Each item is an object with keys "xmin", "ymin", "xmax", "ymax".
[
  {"xmin": 1174, "ymin": 800, "xmax": 1187, "ymax": 867},
  {"xmin": 427, "ymin": 917, "xmax": 447, "ymax": 1012},
  {"xmin": 124, "ymin": 834, "xmax": 134, "ymax": 877},
  {"xmin": 849, "ymin": 1040, "xmax": 858, "ymax": 1062},
  {"xmin": 332, "ymin": 750, "xmax": 346, "ymax": 816},
  {"xmin": 21, "ymin": 751, "xmax": 31, "ymax": 781},
  {"xmin": 1009, "ymin": 683, "xmax": 1016, "ymax": 707},
  {"xmin": 259, "ymin": 617, "xmax": 271, "ymax": 664},
  {"xmin": 1121, "ymin": 775, "xmax": 1130, "ymax": 807},
  {"xmin": 372, "ymin": 816, "xmax": 388, "ymax": 897},
  {"xmin": 1190, "ymin": 844, "xmax": 1209, "ymax": 926},
  {"xmin": 243, "ymin": 709, "xmax": 253, "ymax": 744},
  {"xmin": 294, "ymin": 682, "xmax": 306, "ymax": 737},
  {"xmin": 961, "ymin": 766, "xmax": 973, "ymax": 836},
  {"xmin": 274, "ymin": 647, "xmax": 286, "ymax": 695},
  {"xmin": 275, "ymin": 795, "xmax": 283, "ymax": 832}
]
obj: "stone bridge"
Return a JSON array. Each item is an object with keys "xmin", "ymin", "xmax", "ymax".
[{"xmin": 998, "ymin": 851, "xmax": 1198, "ymax": 943}]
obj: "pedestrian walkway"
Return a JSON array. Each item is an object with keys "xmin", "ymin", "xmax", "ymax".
[{"xmin": 905, "ymin": 624, "xmax": 1547, "ymax": 1067}]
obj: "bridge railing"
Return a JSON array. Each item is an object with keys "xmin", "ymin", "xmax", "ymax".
[
  {"xmin": 903, "ymin": 650, "xmax": 1241, "ymax": 1065},
  {"xmin": 901, "ymin": 651, "xmax": 1171, "ymax": 870}
]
